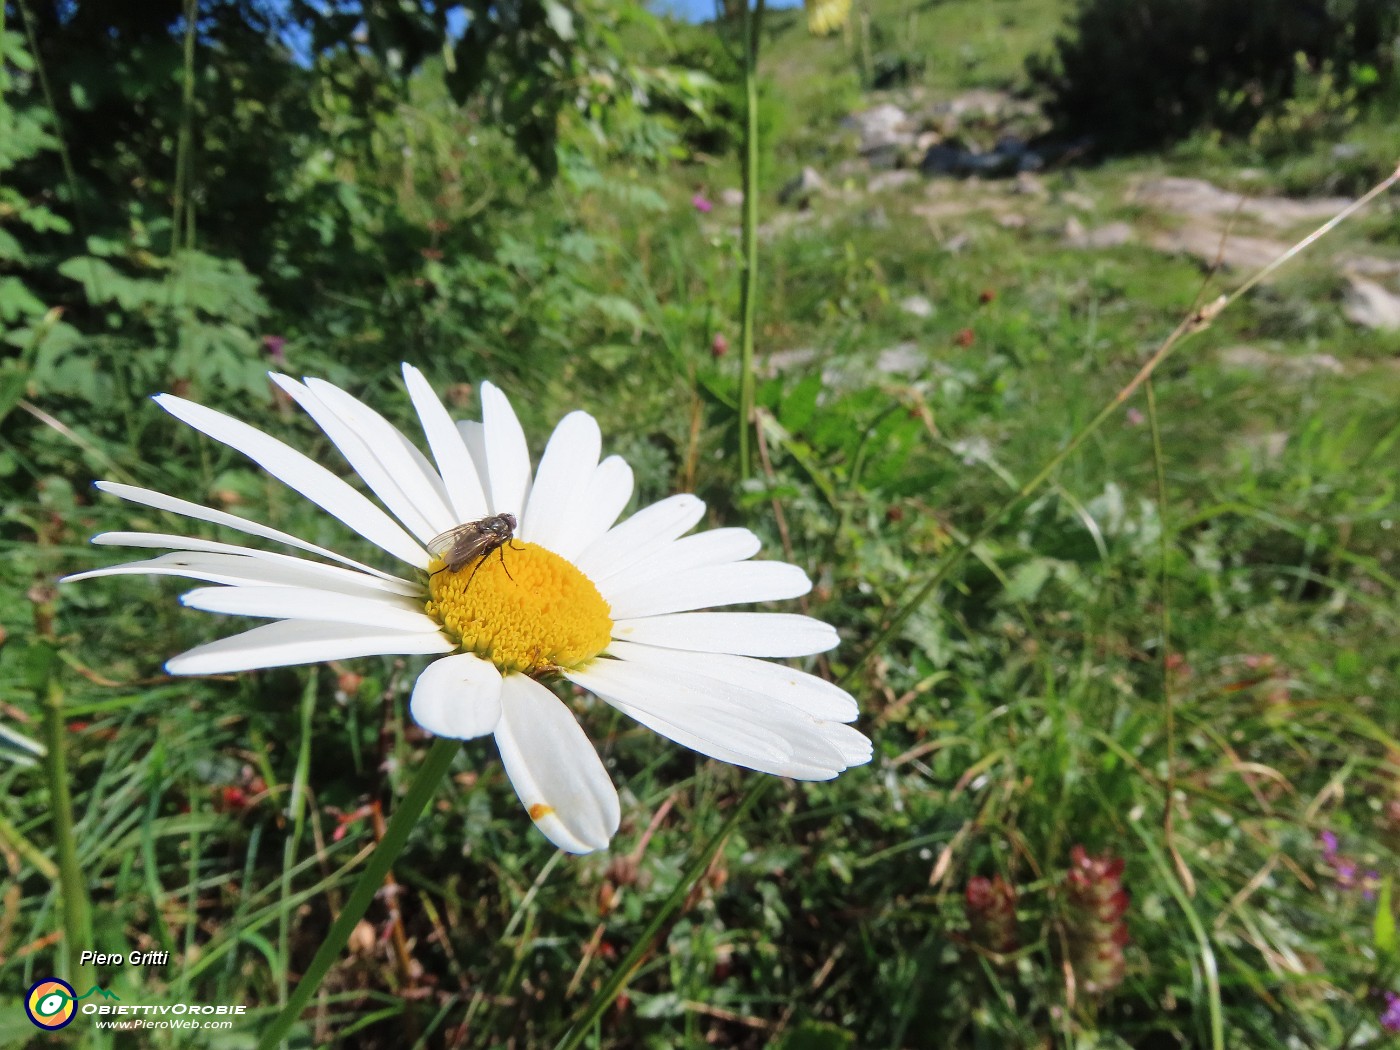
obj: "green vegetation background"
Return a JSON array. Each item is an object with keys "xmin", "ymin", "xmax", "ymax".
[{"xmin": 2, "ymin": 0, "xmax": 1399, "ymax": 1046}]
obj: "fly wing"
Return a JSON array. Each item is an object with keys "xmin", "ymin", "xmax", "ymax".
[{"xmin": 428, "ymin": 522, "xmax": 481, "ymax": 558}]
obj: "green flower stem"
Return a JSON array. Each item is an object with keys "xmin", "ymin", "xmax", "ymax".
[
  {"xmin": 37, "ymin": 642, "xmax": 94, "ymax": 988},
  {"xmin": 256, "ymin": 736, "xmax": 460, "ymax": 1050},
  {"xmin": 736, "ymin": 0, "xmax": 765, "ymax": 480},
  {"xmin": 554, "ymin": 778, "xmax": 771, "ymax": 1050}
]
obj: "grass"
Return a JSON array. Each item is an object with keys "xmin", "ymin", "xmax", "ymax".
[{"xmin": 3, "ymin": 0, "xmax": 1400, "ymax": 1046}]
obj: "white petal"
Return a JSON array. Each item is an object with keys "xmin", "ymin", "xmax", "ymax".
[
  {"xmin": 558, "ymin": 456, "xmax": 633, "ymax": 561},
  {"xmin": 520, "ymin": 411, "xmax": 602, "ymax": 553},
  {"xmin": 493, "ymin": 675, "xmax": 619, "ymax": 854},
  {"xmin": 92, "ymin": 482, "xmax": 405, "ymax": 583},
  {"xmin": 81, "ymin": 534, "xmax": 420, "ymax": 596},
  {"xmin": 401, "ymin": 364, "xmax": 489, "ymax": 524},
  {"xmin": 457, "ymin": 419, "xmax": 488, "ymax": 486},
  {"xmin": 479, "ymin": 382, "xmax": 531, "ymax": 518},
  {"xmin": 154, "ymin": 393, "xmax": 429, "ymax": 568},
  {"xmin": 567, "ymin": 658, "xmax": 850, "ymax": 780},
  {"xmin": 595, "ymin": 527, "xmax": 760, "ymax": 595},
  {"xmin": 822, "ymin": 722, "xmax": 875, "ymax": 766},
  {"xmin": 409, "ymin": 653, "xmax": 503, "ymax": 739},
  {"xmin": 611, "ymin": 612, "xmax": 838, "ymax": 657},
  {"xmin": 605, "ymin": 640, "xmax": 859, "ymax": 721},
  {"xmin": 271, "ymin": 375, "xmax": 447, "ymax": 543},
  {"xmin": 604, "ymin": 561, "xmax": 811, "ymax": 620},
  {"xmin": 166, "ymin": 620, "xmax": 454, "ymax": 675},
  {"xmin": 180, "ymin": 585, "xmax": 437, "ymax": 632},
  {"xmin": 574, "ymin": 494, "xmax": 705, "ymax": 583},
  {"xmin": 301, "ymin": 375, "xmax": 459, "ymax": 535}
]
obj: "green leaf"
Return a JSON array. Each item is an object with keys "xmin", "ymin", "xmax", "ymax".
[
  {"xmin": 776, "ymin": 1021, "xmax": 857, "ymax": 1050},
  {"xmin": 1375, "ymin": 876, "xmax": 1396, "ymax": 958}
]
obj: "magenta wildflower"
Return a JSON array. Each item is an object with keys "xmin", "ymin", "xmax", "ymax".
[
  {"xmin": 692, "ymin": 193, "xmax": 714, "ymax": 214},
  {"xmin": 1382, "ymin": 991, "xmax": 1400, "ymax": 1033}
]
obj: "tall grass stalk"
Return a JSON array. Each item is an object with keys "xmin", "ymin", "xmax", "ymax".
[
  {"xmin": 35, "ymin": 634, "xmax": 94, "ymax": 988},
  {"xmin": 277, "ymin": 669, "xmax": 319, "ymax": 1010},
  {"xmin": 736, "ymin": 0, "xmax": 765, "ymax": 480},
  {"xmin": 256, "ymin": 737, "xmax": 460, "ymax": 1049}
]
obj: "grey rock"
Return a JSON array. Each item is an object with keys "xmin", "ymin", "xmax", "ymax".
[
  {"xmin": 867, "ymin": 169, "xmax": 919, "ymax": 193},
  {"xmin": 1131, "ymin": 176, "xmax": 1351, "ymax": 227},
  {"xmin": 720, "ymin": 188, "xmax": 745, "ymax": 208},
  {"xmin": 843, "ymin": 103, "xmax": 915, "ymax": 154},
  {"xmin": 899, "ymin": 294, "xmax": 934, "ymax": 318},
  {"xmin": 1218, "ymin": 345, "xmax": 1345, "ymax": 377},
  {"xmin": 1065, "ymin": 220, "xmax": 1134, "ymax": 249},
  {"xmin": 778, "ymin": 166, "xmax": 827, "ymax": 208},
  {"xmin": 1343, "ymin": 274, "xmax": 1400, "ymax": 330}
]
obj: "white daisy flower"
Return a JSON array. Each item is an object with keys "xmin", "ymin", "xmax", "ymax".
[{"xmin": 64, "ymin": 365, "xmax": 873, "ymax": 853}]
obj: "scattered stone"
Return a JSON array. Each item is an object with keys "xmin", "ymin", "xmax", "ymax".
[
  {"xmin": 1013, "ymin": 172, "xmax": 1046, "ymax": 196},
  {"xmin": 719, "ymin": 188, "xmax": 744, "ymax": 208},
  {"xmin": 1218, "ymin": 345, "xmax": 1345, "ymax": 378},
  {"xmin": 1064, "ymin": 220, "xmax": 1134, "ymax": 249},
  {"xmin": 920, "ymin": 144, "xmax": 965, "ymax": 176},
  {"xmin": 1059, "ymin": 190, "xmax": 1097, "ymax": 212},
  {"xmin": 1341, "ymin": 255, "xmax": 1400, "ymax": 279},
  {"xmin": 1148, "ymin": 222, "xmax": 1290, "ymax": 273},
  {"xmin": 778, "ymin": 166, "xmax": 827, "ymax": 208},
  {"xmin": 1131, "ymin": 176, "xmax": 1351, "ymax": 228},
  {"xmin": 842, "ymin": 103, "xmax": 914, "ymax": 155},
  {"xmin": 997, "ymin": 213, "xmax": 1028, "ymax": 229},
  {"xmin": 1343, "ymin": 274, "xmax": 1400, "ymax": 330},
  {"xmin": 875, "ymin": 341, "xmax": 923, "ymax": 374},
  {"xmin": 899, "ymin": 294, "xmax": 934, "ymax": 318},
  {"xmin": 859, "ymin": 205, "xmax": 891, "ymax": 229},
  {"xmin": 915, "ymin": 131, "xmax": 942, "ymax": 153},
  {"xmin": 867, "ymin": 169, "xmax": 919, "ymax": 193}
]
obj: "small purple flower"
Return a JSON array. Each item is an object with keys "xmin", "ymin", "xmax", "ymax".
[
  {"xmin": 1125, "ymin": 407, "xmax": 1145, "ymax": 426},
  {"xmin": 262, "ymin": 335, "xmax": 288, "ymax": 365},
  {"xmin": 1382, "ymin": 991, "xmax": 1400, "ymax": 1033},
  {"xmin": 692, "ymin": 193, "xmax": 713, "ymax": 214},
  {"xmin": 1319, "ymin": 829, "xmax": 1339, "ymax": 857}
]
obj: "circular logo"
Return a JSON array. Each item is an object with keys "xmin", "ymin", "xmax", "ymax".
[{"xmin": 26, "ymin": 978, "xmax": 77, "ymax": 1030}]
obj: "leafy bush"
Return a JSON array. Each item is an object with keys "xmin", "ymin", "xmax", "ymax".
[{"xmin": 1031, "ymin": 0, "xmax": 1399, "ymax": 151}]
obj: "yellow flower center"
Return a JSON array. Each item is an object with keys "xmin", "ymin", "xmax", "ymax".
[{"xmin": 426, "ymin": 541, "xmax": 613, "ymax": 676}]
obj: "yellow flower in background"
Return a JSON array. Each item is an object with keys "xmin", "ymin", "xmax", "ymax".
[
  {"xmin": 67, "ymin": 366, "xmax": 872, "ymax": 854},
  {"xmin": 805, "ymin": 0, "xmax": 851, "ymax": 36}
]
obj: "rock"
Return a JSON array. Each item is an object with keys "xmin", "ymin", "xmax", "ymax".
[
  {"xmin": 899, "ymin": 295, "xmax": 934, "ymax": 318},
  {"xmin": 997, "ymin": 213, "xmax": 1028, "ymax": 229},
  {"xmin": 915, "ymin": 131, "xmax": 942, "ymax": 153},
  {"xmin": 1148, "ymin": 221, "xmax": 1290, "ymax": 273},
  {"xmin": 920, "ymin": 144, "xmax": 966, "ymax": 176},
  {"xmin": 1218, "ymin": 345, "xmax": 1345, "ymax": 377},
  {"xmin": 1060, "ymin": 191, "xmax": 1096, "ymax": 212},
  {"xmin": 1332, "ymin": 143, "xmax": 1363, "ymax": 160},
  {"xmin": 1013, "ymin": 172, "xmax": 1046, "ymax": 196},
  {"xmin": 859, "ymin": 205, "xmax": 890, "ymax": 229},
  {"xmin": 720, "ymin": 188, "xmax": 744, "ymax": 208},
  {"xmin": 1343, "ymin": 274, "xmax": 1400, "ymax": 330},
  {"xmin": 862, "ymin": 143, "xmax": 904, "ymax": 171},
  {"xmin": 1130, "ymin": 176, "xmax": 1351, "ymax": 227},
  {"xmin": 1065, "ymin": 220, "xmax": 1134, "ymax": 249},
  {"xmin": 875, "ymin": 342, "xmax": 923, "ymax": 374},
  {"xmin": 843, "ymin": 103, "xmax": 914, "ymax": 154},
  {"xmin": 867, "ymin": 169, "xmax": 919, "ymax": 193},
  {"xmin": 778, "ymin": 166, "xmax": 827, "ymax": 208}
]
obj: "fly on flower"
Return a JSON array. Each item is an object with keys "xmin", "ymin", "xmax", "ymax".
[
  {"xmin": 430, "ymin": 513, "xmax": 518, "ymax": 585},
  {"xmin": 64, "ymin": 365, "xmax": 873, "ymax": 854}
]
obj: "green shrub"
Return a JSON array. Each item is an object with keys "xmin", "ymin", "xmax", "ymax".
[{"xmin": 1031, "ymin": 0, "xmax": 1398, "ymax": 152}]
